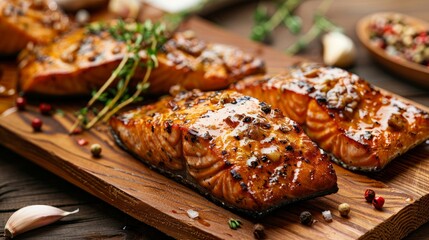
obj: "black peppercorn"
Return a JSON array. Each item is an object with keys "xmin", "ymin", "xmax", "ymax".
[
  {"xmin": 230, "ymin": 169, "xmax": 242, "ymax": 180},
  {"xmin": 259, "ymin": 102, "xmax": 271, "ymax": 114},
  {"xmin": 253, "ymin": 223, "xmax": 265, "ymax": 239},
  {"xmin": 299, "ymin": 211, "xmax": 313, "ymax": 226},
  {"xmin": 243, "ymin": 116, "xmax": 252, "ymax": 123},
  {"xmin": 286, "ymin": 145, "xmax": 294, "ymax": 151}
]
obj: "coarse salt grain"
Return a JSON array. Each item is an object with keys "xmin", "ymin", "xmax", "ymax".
[
  {"xmin": 322, "ymin": 210, "xmax": 333, "ymax": 222},
  {"xmin": 186, "ymin": 209, "xmax": 199, "ymax": 219}
]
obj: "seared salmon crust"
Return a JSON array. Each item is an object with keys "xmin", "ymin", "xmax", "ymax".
[
  {"xmin": 0, "ymin": 0, "xmax": 69, "ymax": 55},
  {"xmin": 18, "ymin": 22, "xmax": 265, "ymax": 96},
  {"xmin": 233, "ymin": 63, "xmax": 429, "ymax": 171},
  {"xmin": 110, "ymin": 90, "xmax": 338, "ymax": 216}
]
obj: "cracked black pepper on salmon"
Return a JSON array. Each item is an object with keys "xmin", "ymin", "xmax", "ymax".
[
  {"xmin": 232, "ymin": 63, "xmax": 429, "ymax": 171},
  {"xmin": 110, "ymin": 89, "xmax": 338, "ymax": 215},
  {"xmin": 0, "ymin": 0, "xmax": 69, "ymax": 55},
  {"xmin": 18, "ymin": 21, "xmax": 265, "ymax": 96}
]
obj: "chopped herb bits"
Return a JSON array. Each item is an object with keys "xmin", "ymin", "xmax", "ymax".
[{"xmin": 228, "ymin": 218, "xmax": 241, "ymax": 230}]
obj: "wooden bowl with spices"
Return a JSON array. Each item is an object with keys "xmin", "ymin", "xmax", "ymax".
[{"xmin": 356, "ymin": 12, "xmax": 429, "ymax": 89}]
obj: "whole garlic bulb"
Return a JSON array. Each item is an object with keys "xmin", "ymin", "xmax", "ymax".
[{"xmin": 322, "ymin": 31, "xmax": 356, "ymax": 68}]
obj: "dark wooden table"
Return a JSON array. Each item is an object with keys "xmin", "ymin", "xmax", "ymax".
[{"xmin": 1, "ymin": 0, "xmax": 428, "ymax": 239}]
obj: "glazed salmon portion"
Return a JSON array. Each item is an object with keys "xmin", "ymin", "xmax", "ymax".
[
  {"xmin": 0, "ymin": 0, "xmax": 69, "ymax": 55},
  {"xmin": 18, "ymin": 22, "xmax": 265, "ymax": 96},
  {"xmin": 110, "ymin": 90, "xmax": 337, "ymax": 215},
  {"xmin": 233, "ymin": 63, "xmax": 429, "ymax": 171}
]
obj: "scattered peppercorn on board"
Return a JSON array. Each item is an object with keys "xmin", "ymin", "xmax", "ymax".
[{"xmin": 0, "ymin": 17, "xmax": 429, "ymax": 240}]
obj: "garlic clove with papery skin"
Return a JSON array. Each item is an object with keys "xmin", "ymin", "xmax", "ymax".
[
  {"xmin": 322, "ymin": 31, "xmax": 356, "ymax": 68},
  {"xmin": 4, "ymin": 205, "xmax": 79, "ymax": 238}
]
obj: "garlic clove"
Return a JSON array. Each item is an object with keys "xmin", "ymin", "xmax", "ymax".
[
  {"xmin": 108, "ymin": 0, "xmax": 141, "ymax": 20},
  {"xmin": 4, "ymin": 205, "xmax": 79, "ymax": 238},
  {"xmin": 322, "ymin": 31, "xmax": 356, "ymax": 68}
]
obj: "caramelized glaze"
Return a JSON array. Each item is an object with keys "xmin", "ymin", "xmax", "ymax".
[
  {"xmin": 0, "ymin": 0, "xmax": 69, "ymax": 54},
  {"xmin": 110, "ymin": 90, "xmax": 338, "ymax": 214},
  {"xmin": 233, "ymin": 63, "xmax": 429, "ymax": 171},
  {"xmin": 18, "ymin": 22, "xmax": 265, "ymax": 96}
]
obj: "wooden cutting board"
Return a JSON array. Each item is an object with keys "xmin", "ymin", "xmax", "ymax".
[{"xmin": 0, "ymin": 17, "xmax": 429, "ymax": 240}]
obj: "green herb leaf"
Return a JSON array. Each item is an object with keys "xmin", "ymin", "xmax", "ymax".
[
  {"xmin": 285, "ymin": 0, "xmax": 340, "ymax": 55},
  {"xmin": 284, "ymin": 15, "xmax": 302, "ymax": 34},
  {"xmin": 117, "ymin": 79, "xmax": 125, "ymax": 91},
  {"xmin": 228, "ymin": 218, "xmax": 241, "ymax": 230},
  {"xmin": 79, "ymin": 107, "xmax": 88, "ymax": 116},
  {"xmin": 55, "ymin": 109, "xmax": 65, "ymax": 117},
  {"xmin": 70, "ymin": 20, "xmax": 168, "ymax": 133},
  {"xmin": 254, "ymin": 5, "xmax": 269, "ymax": 24},
  {"xmin": 250, "ymin": 0, "xmax": 303, "ymax": 42},
  {"xmin": 314, "ymin": 14, "xmax": 341, "ymax": 32}
]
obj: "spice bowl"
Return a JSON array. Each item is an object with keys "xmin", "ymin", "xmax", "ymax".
[{"xmin": 356, "ymin": 12, "xmax": 429, "ymax": 88}]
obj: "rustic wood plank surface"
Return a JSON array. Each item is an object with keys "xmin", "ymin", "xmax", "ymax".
[
  {"xmin": 0, "ymin": 146, "xmax": 172, "ymax": 240},
  {"xmin": 1, "ymin": 0, "xmax": 429, "ymax": 239},
  {"xmin": 0, "ymin": 76, "xmax": 426, "ymax": 240}
]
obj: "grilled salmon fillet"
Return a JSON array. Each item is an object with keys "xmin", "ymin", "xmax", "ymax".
[
  {"xmin": 233, "ymin": 63, "xmax": 429, "ymax": 171},
  {"xmin": 110, "ymin": 90, "xmax": 338, "ymax": 215},
  {"xmin": 18, "ymin": 22, "xmax": 265, "ymax": 96},
  {"xmin": 0, "ymin": 0, "xmax": 69, "ymax": 55}
]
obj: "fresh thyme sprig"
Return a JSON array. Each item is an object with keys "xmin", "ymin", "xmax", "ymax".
[
  {"xmin": 250, "ymin": 0, "xmax": 302, "ymax": 42},
  {"xmin": 251, "ymin": 0, "xmax": 341, "ymax": 55},
  {"xmin": 70, "ymin": 0, "xmax": 214, "ymax": 133},
  {"xmin": 285, "ymin": 0, "xmax": 341, "ymax": 55},
  {"xmin": 285, "ymin": 14, "xmax": 341, "ymax": 55},
  {"xmin": 70, "ymin": 20, "xmax": 167, "ymax": 133}
]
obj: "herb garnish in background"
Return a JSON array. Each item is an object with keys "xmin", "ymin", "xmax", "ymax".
[
  {"xmin": 250, "ymin": 0, "xmax": 340, "ymax": 55},
  {"xmin": 251, "ymin": 0, "xmax": 302, "ymax": 42}
]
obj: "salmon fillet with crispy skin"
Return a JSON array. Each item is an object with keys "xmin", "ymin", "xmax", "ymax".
[
  {"xmin": 233, "ymin": 63, "xmax": 429, "ymax": 171},
  {"xmin": 110, "ymin": 89, "xmax": 338, "ymax": 215},
  {"xmin": 18, "ymin": 22, "xmax": 265, "ymax": 96},
  {"xmin": 0, "ymin": 0, "xmax": 69, "ymax": 55}
]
